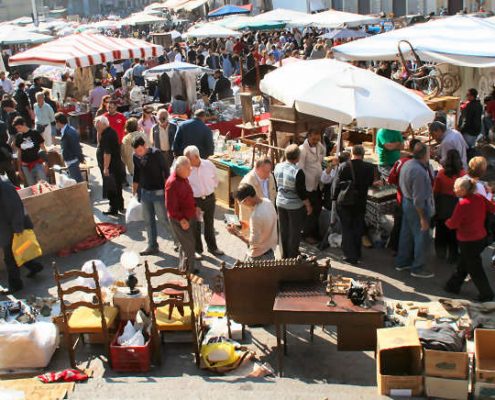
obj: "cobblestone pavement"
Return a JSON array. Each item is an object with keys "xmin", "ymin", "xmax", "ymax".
[{"xmin": 2, "ymin": 142, "xmax": 493, "ymax": 399}]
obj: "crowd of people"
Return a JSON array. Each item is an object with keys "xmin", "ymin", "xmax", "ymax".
[{"xmin": 0, "ymin": 24, "xmax": 494, "ymax": 304}]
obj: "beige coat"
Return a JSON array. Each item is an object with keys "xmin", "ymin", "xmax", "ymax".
[
  {"xmin": 238, "ymin": 169, "xmax": 277, "ymax": 223},
  {"xmin": 121, "ymin": 131, "xmax": 150, "ymax": 175}
]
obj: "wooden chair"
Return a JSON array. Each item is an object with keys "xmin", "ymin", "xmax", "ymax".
[
  {"xmin": 144, "ymin": 261, "xmax": 201, "ymax": 366},
  {"xmin": 53, "ymin": 261, "xmax": 119, "ymax": 369}
]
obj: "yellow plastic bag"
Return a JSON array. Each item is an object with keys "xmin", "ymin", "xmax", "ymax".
[
  {"xmin": 12, "ymin": 230, "xmax": 42, "ymax": 267},
  {"xmin": 201, "ymin": 341, "xmax": 239, "ymax": 370}
]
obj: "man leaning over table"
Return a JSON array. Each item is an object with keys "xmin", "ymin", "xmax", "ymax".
[
  {"xmin": 227, "ymin": 183, "xmax": 278, "ymax": 261},
  {"xmin": 238, "ymin": 157, "xmax": 277, "ymax": 225}
]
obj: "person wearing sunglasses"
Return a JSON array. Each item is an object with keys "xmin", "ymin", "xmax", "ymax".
[
  {"xmin": 152, "ymin": 109, "xmax": 177, "ymax": 171},
  {"xmin": 138, "ymin": 105, "xmax": 156, "ymax": 139}
]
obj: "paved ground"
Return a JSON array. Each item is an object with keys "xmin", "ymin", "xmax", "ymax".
[{"xmin": 2, "ymin": 142, "xmax": 493, "ymax": 399}]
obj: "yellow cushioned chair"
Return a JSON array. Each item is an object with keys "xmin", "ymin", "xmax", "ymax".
[
  {"xmin": 54, "ymin": 262, "xmax": 118, "ymax": 368},
  {"xmin": 68, "ymin": 305, "xmax": 119, "ymax": 333},
  {"xmin": 144, "ymin": 262, "xmax": 201, "ymax": 366}
]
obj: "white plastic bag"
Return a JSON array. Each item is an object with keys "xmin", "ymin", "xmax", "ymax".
[
  {"xmin": 77, "ymin": 260, "xmax": 115, "ymax": 288},
  {"xmin": 122, "ymin": 330, "xmax": 145, "ymax": 347},
  {"xmin": 125, "ymin": 196, "xmax": 143, "ymax": 224},
  {"xmin": 0, "ymin": 322, "xmax": 58, "ymax": 369},
  {"xmin": 117, "ymin": 321, "xmax": 136, "ymax": 345}
]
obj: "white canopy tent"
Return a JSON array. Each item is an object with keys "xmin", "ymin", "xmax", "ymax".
[
  {"xmin": 252, "ymin": 8, "xmax": 309, "ymax": 22},
  {"xmin": 143, "ymin": 61, "xmax": 211, "ymax": 79},
  {"xmin": 119, "ymin": 12, "xmax": 167, "ymax": 26},
  {"xmin": 333, "ymin": 15, "xmax": 495, "ymax": 68},
  {"xmin": 260, "ymin": 59, "xmax": 434, "ymax": 132},
  {"xmin": 183, "ymin": 24, "xmax": 241, "ymax": 39},
  {"xmin": 294, "ymin": 9, "xmax": 381, "ymax": 28}
]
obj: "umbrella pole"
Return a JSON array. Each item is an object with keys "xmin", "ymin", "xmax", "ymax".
[{"xmin": 336, "ymin": 123, "xmax": 343, "ymax": 154}]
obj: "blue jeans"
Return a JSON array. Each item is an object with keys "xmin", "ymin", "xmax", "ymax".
[
  {"xmin": 67, "ymin": 163, "xmax": 83, "ymax": 183},
  {"xmin": 141, "ymin": 189, "xmax": 172, "ymax": 249},
  {"xmin": 21, "ymin": 163, "xmax": 47, "ymax": 186},
  {"xmin": 396, "ymin": 197, "xmax": 431, "ymax": 271}
]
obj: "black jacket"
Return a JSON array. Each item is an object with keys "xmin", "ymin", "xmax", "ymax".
[
  {"xmin": 459, "ymin": 99, "xmax": 483, "ymax": 136},
  {"xmin": 332, "ymin": 159, "xmax": 375, "ymax": 212},
  {"xmin": 210, "ymin": 76, "xmax": 233, "ymax": 101},
  {"xmin": 0, "ymin": 178, "xmax": 30, "ymax": 247}
]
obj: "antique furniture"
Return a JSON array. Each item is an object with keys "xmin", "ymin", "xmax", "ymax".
[
  {"xmin": 273, "ymin": 282, "xmax": 385, "ymax": 376},
  {"xmin": 221, "ymin": 256, "xmax": 324, "ymax": 338},
  {"xmin": 143, "ymin": 261, "xmax": 201, "ymax": 366},
  {"xmin": 53, "ymin": 261, "xmax": 119, "ymax": 368}
]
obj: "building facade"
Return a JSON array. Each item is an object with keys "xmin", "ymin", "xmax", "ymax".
[
  {"xmin": 0, "ymin": 0, "xmax": 39, "ymax": 22},
  {"xmin": 331, "ymin": 0, "xmax": 492, "ymax": 14}
]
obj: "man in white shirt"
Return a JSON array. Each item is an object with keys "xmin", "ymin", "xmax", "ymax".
[
  {"xmin": 239, "ymin": 157, "xmax": 276, "ymax": 224},
  {"xmin": 0, "ymin": 71, "xmax": 13, "ymax": 95},
  {"xmin": 33, "ymin": 92, "xmax": 55, "ymax": 147},
  {"xmin": 184, "ymin": 145, "xmax": 224, "ymax": 257},
  {"xmin": 298, "ymin": 128, "xmax": 326, "ymax": 244},
  {"xmin": 429, "ymin": 121, "xmax": 468, "ymax": 170},
  {"xmin": 227, "ymin": 183, "xmax": 278, "ymax": 261}
]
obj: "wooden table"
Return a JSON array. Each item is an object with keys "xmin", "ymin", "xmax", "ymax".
[{"xmin": 273, "ymin": 283, "xmax": 385, "ymax": 376}]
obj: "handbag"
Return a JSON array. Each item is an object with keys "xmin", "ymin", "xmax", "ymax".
[
  {"xmin": 103, "ymin": 174, "xmax": 118, "ymax": 196},
  {"xmin": 12, "ymin": 229, "xmax": 43, "ymax": 266},
  {"xmin": 336, "ymin": 161, "xmax": 358, "ymax": 207}
]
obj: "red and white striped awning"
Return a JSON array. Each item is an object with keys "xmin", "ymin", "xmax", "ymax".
[{"xmin": 9, "ymin": 33, "xmax": 163, "ymax": 68}]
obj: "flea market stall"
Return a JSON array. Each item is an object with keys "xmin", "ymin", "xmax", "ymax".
[{"xmin": 9, "ymin": 33, "xmax": 164, "ymax": 139}]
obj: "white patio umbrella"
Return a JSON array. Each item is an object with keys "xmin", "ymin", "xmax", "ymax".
[
  {"xmin": 183, "ymin": 24, "xmax": 241, "ymax": 39},
  {"xmin": 260, "ymin": 59, "xmax": 434, "ymax": 149},
  {"xmin": 0, "ymin": 26, "xmax": 53, "ymax": 45}
]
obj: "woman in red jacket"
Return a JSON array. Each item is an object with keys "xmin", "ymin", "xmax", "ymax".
[
  {"xmin": 433, "ymin": 149, "xmax": 465, "ymax": 263},
  {"xmin": 445, "ymin": 177, "xmax": 495, "ymax": 302}
]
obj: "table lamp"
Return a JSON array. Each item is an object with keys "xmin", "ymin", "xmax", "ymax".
[{"xmin": 120, "ymin": 251, "xmax": 140, "ymax": 295}]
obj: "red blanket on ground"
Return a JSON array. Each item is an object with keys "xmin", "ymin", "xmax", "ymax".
[{"xmin": 57, "ymin": 223, "xmax": 126, "ymax": 257}]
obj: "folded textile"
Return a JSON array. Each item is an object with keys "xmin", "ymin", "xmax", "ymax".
[
  {"xmin": 418, "ymin": 323, "xmax": 465, "ymax": 352},
  {"xmin": 38, "ymin": 369, "xmax": 88, "ymax": 383},
  {"xmin": 57, "ymin": 223, "xmax": 127, "ymax": 257}
]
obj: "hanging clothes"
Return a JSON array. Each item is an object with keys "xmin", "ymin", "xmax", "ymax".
[
  {"xmin": 170, "ymin": 70, "xmax": 185, "ymax": 100},
  {"xmin": 181, "ymin": 71, "xmax": 197, "ymax": 106},
  {"xmin": 158, "ymin": 72, "xmax": 172, "ymax": 103}
]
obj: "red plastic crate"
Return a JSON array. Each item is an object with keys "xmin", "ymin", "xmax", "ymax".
[{"xmin": 110, "ymin": 321, "xmax": 151, "ymax": 372}]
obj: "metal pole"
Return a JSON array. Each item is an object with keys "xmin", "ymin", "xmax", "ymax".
[
  {"xmin": 306, "ymin": 0, "xmax": 311, "ymax": 13},
  {"xmin": 336, "ymin": 122, "xmax": 343, "ymax": 154},
  {"xmin": 31, "ymin": 0, "xmax": 39, "ymax": 27}
]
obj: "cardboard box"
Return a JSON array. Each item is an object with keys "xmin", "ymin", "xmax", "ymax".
[
  {"xmin": 376, "ymin": 327, "xmax": 423, "ymax": 396},
  {"xmin": 425, "ymin": 349, "xmax": 469, "ymax": 379},
  {"xmin": 475, "ymin": 381, "xmax": 495, "ymax": 399},
  {"xmin": 476, "ymin": 329, "xmax": 495, "ymax": 383},
  {"xmin": 425, "ymin": 376, "xmax": 469, "ymax": 400}
]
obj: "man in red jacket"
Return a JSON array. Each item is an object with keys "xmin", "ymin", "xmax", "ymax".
[
  {"xmin": 165, "ymin": 156, "xmax": 197, "ymax": 273},
  {"xmin": 104, "ymin": 101, "xmax": 127, "ymax": 144}
]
